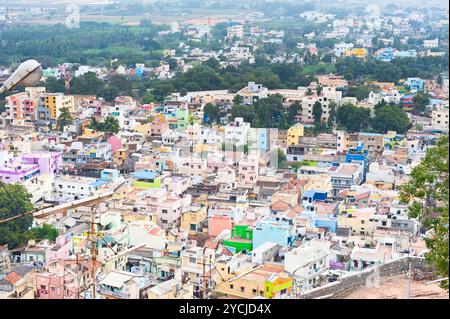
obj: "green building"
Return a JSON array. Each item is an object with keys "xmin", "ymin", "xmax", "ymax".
[{"xmin": 223, "ymin": 225, "xmax": 253, "ymax": 253}]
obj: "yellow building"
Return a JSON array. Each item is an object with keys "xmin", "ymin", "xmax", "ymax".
[
  {"xmin": 337, "ymin": 208, "xmax": 376, "ymax": 236},
  {"xmin": 287, "ymin": 124, "xmax": 304, "ymax": 146},
  {"xmin": 40, "ymin": 93, "xmax": 75, "ymax": 120},
  {"xmin": 134, "ymin": 123, "xmax": 152, "ymax": 135},
  {"xmin": 214, "ymin": 262, "xmax": 292, "ymax": 299},
  {"xmin": 114, "ymin": 148, "xmax": 127, "ymax": 166},
  {"xmin": 180, "ymin": 205, "xmax": 208, "ymax": 235},
  {"xmin": 344, "ymin": 48, "xmax": 367, "ymax": 59},
  {"xmin": 302, "ymin": 173, "xmax": 332, "ymax": 194}
]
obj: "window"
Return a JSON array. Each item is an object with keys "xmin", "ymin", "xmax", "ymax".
[
  {"xmin": 230, "ymin": 284, "xmax": 234, "ymax": 289},
  {"xmin": 190, "ymin": 224, "xmax": 197, "ymax": 231},
  {"xmin": 252, "ymin": 289, "xmax": 257, "ymax": 295},
  {"xmin": 240, "ymin": 287, "xmax": 245, "ymax": 293},
  {"xmin": 189, "ymin": 257, "xmax": 196, "ymax": 264}
]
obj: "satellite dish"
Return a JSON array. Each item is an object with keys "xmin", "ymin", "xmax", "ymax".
[{"xmin": 0, "ymin": 59, "xmax": 43, "ymax": 94}]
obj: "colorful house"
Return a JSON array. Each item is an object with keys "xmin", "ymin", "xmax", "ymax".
[
  {"xmin": 131, "ymin": 170, "xmax": 161, "ymax": 189},
  {"xmin": 287, "ymin": 124, "xmax": 304, "ymax": 146},
  {"xmin": 253, "ymin": 219, "xmax": 295, "ymax": 250},
  {"xmin": 223, "ymin": 225, "xmax": 253, "ymax": 253},
  {"xmin": 264, "ymin": 274, "xmax": 293, "ymax": 299},
  {"xmin": 400, "ymin": 94, "xmax": 415, "ymax": 111}
]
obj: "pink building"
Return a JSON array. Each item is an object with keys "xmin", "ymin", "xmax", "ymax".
[
  {"xmin": 45, "ymin": 235, "xmax": 73, "ymax": 263},
  {"xmin": 136, "ymin": 188, "xmax": 192, "ymax": 230},
  {"xmin": 149, "ymin": 116, "xmax": 169, "ymax": 136},
  {"xmin": 238, "ymin": 152, "xmax": 259, "ymax": 184},
  {"xmin": 209, "ymin": 215, "xmax": 234, "ymax": 237},
  {"xmin": 107, "ymin": 136, "xmax": 124, "ymax": 153},
  {"xmin": 35, "ymin": 259, "xmax": 98, "ymax": 299}
]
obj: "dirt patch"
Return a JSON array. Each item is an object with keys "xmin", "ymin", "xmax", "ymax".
[{"xmin": 343, "ymin": 275, "xmax": 449, "ymax": 299}]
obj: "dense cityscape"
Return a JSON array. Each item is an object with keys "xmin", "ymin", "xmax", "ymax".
[{"xmin": 0, "ymin": 0, "xmax": 448, "ymax": 301}]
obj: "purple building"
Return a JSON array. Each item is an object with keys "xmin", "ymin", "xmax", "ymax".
[{"xmin": 0, "ymin": 151, "xmax": 62, "ymax": 184}]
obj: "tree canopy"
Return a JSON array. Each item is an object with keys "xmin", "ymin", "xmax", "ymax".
[{"xmin": 400, "ymin": 135, "xmax": 449, "ymax": 290}]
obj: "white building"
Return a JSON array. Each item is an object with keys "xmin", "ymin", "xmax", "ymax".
[
  {"xmin": 224, "ymin": 117, "xmax": 251, "ymax": 147},
  {"xmin": 423, "ymin": 38, "xmax": 439, "ymax": 48},
  {"xmin": 251, "ymin": 242, "xmax": 279, "ymax": 265},
  {"xmin": 431, "ymin": 105, "xmax": 449, "ymax": 131},
  {"xmin": 284, "ymin": 239, "xmax": 330, "ymax": 289}
]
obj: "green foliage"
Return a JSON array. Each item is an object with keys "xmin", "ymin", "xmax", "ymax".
[
  {"xmin": 400, "ymin": 136, "xmax": 449, "ymax": 290},
  {"xmin": 344, "ymin": 85, "xmax": 372, "ymax": 101},
  {"xmin": 253, "ymin": 94, "xmax": 284, "ymax": 128},
  {"xmin": 336, "ymin": 103, "xmax": 371, "ymax": 132},
  {"xmin": 88, "ymin": 116, "xmax": 120, "ymax": 134},
  {"xmin": 271, "ymin": 149, "xmax": 287, "ymax": 169},
  {"xmin": 56, "ymin": 107, "xmax": 73, "ymax": 132},
  {"xmin": 28, "ymin": 224, "xmax": 59, "ymax": 242},
  {"xmin": 203, "ymin": 103, "xmax": 222, "ymax": 124},
  {"xmin": 230, "ymin": 104, "xmax": 257, "ymax": 124},
  {"xmin": 0, "ymin": 183, "xmax": 34, "ymax": 249},
  {"xmin": 413, "ymin": 92, "xmax": 431, "ymax": 115},
  {"xmin": 372, "ymin": 104, "xmax": 411, "ymax": 134},
  {"xmin": 71, "ymin": 72, "xmax": 105, "ymax": 95},
  {"xmin": 312, "ymin": 101, "xmax": 323, "ymax": 125},
  {"xmin": 0, "ymin": 22, "xmax": 165, "ymax": 66},
  {"xmin": 335, "ymin": 56, "xmax": 449, "ymax": 83},
  {"xmin": 327, "ymin": 101, "xmax": 337, "ymax": 129},
  {"xmin": 233, "ymin": 94, "xmax": 244, "ymax": 105}
]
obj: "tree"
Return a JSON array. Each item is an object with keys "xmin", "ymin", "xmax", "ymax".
[
  {"xmin": 371, "ymin": 104, "xmax": 411, "ymax": 134},
  {"xmin": 327, "ymin": 101, "xmax": 336, "ymax": 129},
  {"xmin": 0, "ymin": 183, "xmax": 34, "ymax": 249},
  {"xmin": 103, "ymin": 116, "xmax": 120, "ymax": 134},
  {"xmin": 312, "ymin": 101, "xmax": 323, "ymax": 126},
  {"xmin": 141, "ymin": 92, "xmax": 155, "ymax": 104},
  {"xmin": 254, "ymin": 94, "xmax": 283, "ymax": 128},
  {"xmin": 287, "ymin": 101, "xmax": 302, "ymax": 126},
  {"xmin": 71, "ymin": 72, "xmax": 105, "ymax": 95},
  {"xmin": 88, "ymin": 117, "xmax": 101, "ymax": 131},
  {"xmin": 413, "ymin": 92, "xmax": 430, "ymax": 115},
  {"xmin": 203, "ymin": 103, "xmax": 221, "ymax": 124},
  {"xmin": 28, "ymin": 224, "xmax": 59, "ymax": 242},
  {"xmin": 233, "ymin": 94, "xmax": 244, "ymax": 105},
  {"xmin": 230, "ymin": 104, "xmax": 257, "ymax": 124},
  {"xmin": 345, "ymin": 85, "xmax": 372, "ymax": 101},
  {"xmin": 336, "ymin": 103, "xmax": 371, "ymax": 132},
  {"xmin": 56, "ymin": 107, "xmax": 73, "ymax": 131},
  {"xmin": 97, "ymin": 86, "xmax": 120, "ymax": 102},
  {"xmin": 400, "ymin": 135, "xmax": 449, "ymax": 290},
  {"xmin": 270, "ymin": 148, "xmax": 287, "ymax": 169},
  {"xmin": 152, "ymin": 82, "xmax": 175, "ymax": 102}
]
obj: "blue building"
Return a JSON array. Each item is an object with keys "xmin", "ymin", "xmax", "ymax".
[
  {"xmin": 312, "ymin": 216, "xmax": 337, "ymax": 233},
  {"xmin": 374, "ymin": 47, "xmax": 394, "ymax": 62},
  {"xmin": 346, "ymin": 143, "xmax": 369, "ymax": 181},
  {"xmin": 253, "ymin": 218, "xmax": 295, "ymax": 250},
  {"xmin": 405, "ymin": 78, "xmax": 424, "ymax": 91},
  {"xmin": 257, "ymin": 128, "xmax": 269, "ymax": 152},
  {"xmin": 101, "ymin": 169, "xmax": 120, "ymax": 182}
]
